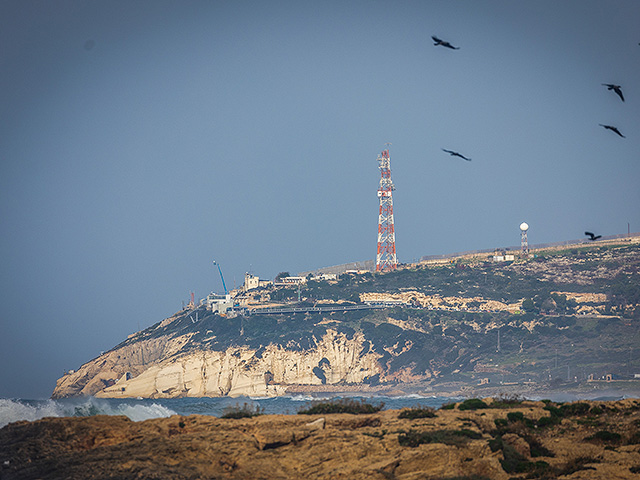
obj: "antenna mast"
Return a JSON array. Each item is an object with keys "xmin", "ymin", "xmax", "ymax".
[
  {"xmin": 376, "ymin": 147, "xmax": 397, "ymax": 271},
  {"xmin": 213, "ymin": 260, "xmax": 228, "ymax": 294}
]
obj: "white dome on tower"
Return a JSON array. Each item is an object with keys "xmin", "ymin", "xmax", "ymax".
[{"xmin": 520, "ymin": 222, "xmax": 529, "ymax": 232}]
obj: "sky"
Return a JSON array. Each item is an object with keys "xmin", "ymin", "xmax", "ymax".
[{"xmin": 1, "ymin": 0, "xmax": 639, "ymax": 399}]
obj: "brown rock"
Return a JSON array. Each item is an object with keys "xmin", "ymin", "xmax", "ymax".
[{"xmin": 2, "ymin": 400, "xmax": 640, "ymax": 479}]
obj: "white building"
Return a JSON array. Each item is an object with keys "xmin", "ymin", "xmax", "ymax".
[
  {"xmin": 205, "ymin": 292, "xmax": 233, "ymax": 314},
  {"xmin": 274, "ymin": 276, "xmax": 307, "ymax": 286},
  {"xmin": 244, "ymin": 273, "xmax": 260, "ymax": 292},
  {"xmin": 315, "ymin": 273, "xmax": 338, "ymax": 281}
]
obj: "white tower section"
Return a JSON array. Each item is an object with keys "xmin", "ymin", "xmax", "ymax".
[
  {"xmin": 376, "ymin": 149, "xmax": 397, "ymax": 271},
  {"xmin": 520, "ymin": 222, "xmax": 529, "ymax": 255}
]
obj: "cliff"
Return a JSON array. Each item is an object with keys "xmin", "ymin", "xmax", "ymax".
[
  {"xmin": 3, "ymin": 398, "xmax": 640, "ymax": 479},
  {"xmin": 53, "ymin": 316, "xmax": 382, "ymax": 399},
  {"xmin": 53, "ymin": 239, "xmax": 640, "ymax": 399}
]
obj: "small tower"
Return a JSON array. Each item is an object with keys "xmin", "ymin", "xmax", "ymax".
[
  {"xmin": 520, "ymin": 222, "xmax": 529, "ymax": 255},
  {"xmin": 376, "ymin": 149, "xmax": 397, "ymax": 271}
]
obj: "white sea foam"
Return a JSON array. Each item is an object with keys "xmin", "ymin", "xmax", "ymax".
[
  {"xmin": 287, "ymin": 394, "xmax": 333, "ymax": 402},
  {"xmin": 0, "ymin": 399, "xmax": 64, "ymax": 428},
  {"xmin": 0, "ymin": 397, "xmax": 176, "ymax": 428}
]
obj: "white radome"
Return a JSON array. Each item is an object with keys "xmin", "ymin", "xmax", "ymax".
[{"xmin": 520, "ymin": 222, "xmax": 529, "ymax": 232}]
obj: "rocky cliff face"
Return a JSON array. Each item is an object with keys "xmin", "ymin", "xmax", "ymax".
[
  {"xmin": 52, "ymin": 311, "xmax": 383, "ymax": 399},
  {"xmin": 97, "ymin": 330, "xmax": 380, "ymax": 399}
]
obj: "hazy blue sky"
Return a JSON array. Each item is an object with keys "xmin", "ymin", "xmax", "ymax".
[{"xmin": 1, "ymin": 1, "xmax": 639, "ymax": 398}]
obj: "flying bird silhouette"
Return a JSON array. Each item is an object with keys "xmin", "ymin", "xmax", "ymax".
[
  {"xmin": 585, "ymin": 232, "xmax": 602, "ymax": 241},
  {"xmin": 599, "ymin": 124, "xmax": 625, "ymax": 137},
  {"xmin": 442, "ymin": 149, "xmax": 471, "ymax": 161},
  {"xmin": 602, "ymin": 83, "xmax": 624, "ymax": 102},
  {"xmin": 431, "ymin": 35, "xmax": 459, "ymax": 50}
]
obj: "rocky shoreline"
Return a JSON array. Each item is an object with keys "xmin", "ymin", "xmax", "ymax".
[{"xmin": 2, "ymin": 397, "xmax": 640, "ymax": 479}]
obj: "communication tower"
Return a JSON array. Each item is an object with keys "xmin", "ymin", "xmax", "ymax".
[
  {"xmin": 376, "ymin": 149, "xmax": 397, "ymax": 271},
  {"xmin": 520, "ymin": 222, "xmax": 529, "ymax": 255}
]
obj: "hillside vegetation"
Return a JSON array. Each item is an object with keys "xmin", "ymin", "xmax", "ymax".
[{"xmin": 54, "ymin": 239, "xmax": 640, "ymax": 398}]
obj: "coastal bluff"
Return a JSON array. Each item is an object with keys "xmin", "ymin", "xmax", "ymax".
[
  {"xmin": 2, "ymin": 398, "xmax": 640, "ymax": 479},
  {"xmin": 53, "ymin": 239, "xmax": 640, "ymax": 400},
  {"xmin": 52, "ymin": 310, "xmax": 384, "ymax": 399}
]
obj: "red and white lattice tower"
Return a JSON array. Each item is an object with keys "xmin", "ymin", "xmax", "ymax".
[{"xmin": 376, "ymin": 149, "xmax": 397, "ymax": 271}]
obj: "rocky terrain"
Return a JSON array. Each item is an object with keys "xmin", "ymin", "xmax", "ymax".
[
  {"xmin": 52, "ymin": 238, "xmax": 640, "ymax": 400},
  {"xmin": 2, "ymin": 398, "xmax": 640, "ymax": 479}
]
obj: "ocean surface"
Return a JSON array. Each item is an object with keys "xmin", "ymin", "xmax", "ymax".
[{"xmin": 0, "ymin": 394, "xmax": 460, "ymax": 429}]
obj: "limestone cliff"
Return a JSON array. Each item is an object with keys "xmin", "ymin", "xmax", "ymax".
[
  {"xmin": 95, "ymin": 330, "xmax": 380, "ymax": 399},
  {"xmin": 52, "ymin": 309, "xmax": 385, "ymax": 399}
]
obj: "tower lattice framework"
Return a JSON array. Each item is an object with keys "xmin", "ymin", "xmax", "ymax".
[
  {"xmin": 521, "ymin": 230, "xmax": 528, "ymax": 254},
  {"xmin": 376, "ymin": 149, "xmax": 397, "ymax": 271}
]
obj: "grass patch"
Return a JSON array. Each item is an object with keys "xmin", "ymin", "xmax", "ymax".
[{"xmin": 298, "ymin": 398, "xmax": 384, "ymax": 415}]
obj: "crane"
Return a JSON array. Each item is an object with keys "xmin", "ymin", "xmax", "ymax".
[{"xmin": 213, "ymin": 260, "xmax": 228, "ymax": 295}]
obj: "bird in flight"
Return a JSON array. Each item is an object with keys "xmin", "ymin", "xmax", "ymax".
[
  {"xmin": 599, "ymin": 124, "xmax": 625, "ymax": 137},
  {"xmin": 602, "ymin": 83, "xmax": 624, "ymax": 102},
  {"xmin": 442, "ymin": 149, "xmax": 471, "ymax": 161},
  {"xmin": 585, "ymin": 232, "xmax": 602, "ymax": 241},
  {"xmin": 432, "ymin": 35, "xmax": 459, "ymax": 50}
]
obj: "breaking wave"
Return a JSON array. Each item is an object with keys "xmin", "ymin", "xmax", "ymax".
[{"xmin": 0, "ymin": 397, "xmax": 176, "ymax": 428}]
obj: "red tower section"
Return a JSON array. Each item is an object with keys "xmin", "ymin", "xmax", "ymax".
[{"xmin": 376, "ymin": 149, "xmax": 397, "ymax": 271}]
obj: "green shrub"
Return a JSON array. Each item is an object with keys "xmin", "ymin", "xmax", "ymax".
[
  {"xmin": 492, "ymin": 434, "xmax": 551, "ymax": 475},
  {"xmin": 221, "ymin": 402, "xmax": 265, "ymax": 419},
  {"xmin": 494, "ymin": 418, "xmax": 508, "ymax": 428},
  {"xmin": 440, "ymin": 402, "xmax": 456, "ymax": 410},
  {"xmin": 627, "ymin": 431, "xmax": 640, "ymax": 444},
  {"xmin": 458, "ymin": 398, "xmax": 489, "ymax": 411},
  {"xmin": 559, "ymin": 402, "xmax": 590, "ymax": 417},
  {"xmin": 536, "ymin": 415, "xmax": 561, "ymax": 428},
  {"xmin": 298, "ymin": 398, "xmax": 384, "ymax": 415},
  {"xmin": 589, "ymin": 405, "xmax": 604, "ymax": 415},
  {"xmin": 526, "ymin": 435, "xmax": 554, "ymax": 457},
  {"xmin": 558, "ymin": 456, "xmax": 600, "ymax": 476},
  {"xmin": 398, "ymin": 428, "xmax": 481, "ymax": 447},
  {"xmin": 507, "ymin": 411, "xmax": 525, "ymax": 423},
  {"xmin": 543, "ymin": 404, "xmax": 562, "ymax": 418},
  {"xmin": 398, "ymin": 406, "xmax": 437, "ymax": 419},
  {"xmin": 437, "ymin": 476, "xmax": 491, "ymax": 480},
  {"xmin": 492, "ymin": 394, "xmax": 525, "ymax": 408},
  {"xmin": 589, "ymin": 430, "xmax": 621, "ymax": 443}
]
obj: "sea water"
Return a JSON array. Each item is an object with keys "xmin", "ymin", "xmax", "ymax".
[
  {"xmin": 3, "ymin": 392, "xmax": 631, "ymax": 428},
  {"xmin": 0, "ymin": 394, "xmax": 458, "ymax": 429}
]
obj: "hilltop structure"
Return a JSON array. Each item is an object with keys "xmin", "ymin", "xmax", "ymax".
[{"xmin": 376, "ymin": 149, "xmax": 397, "ymax": 272}]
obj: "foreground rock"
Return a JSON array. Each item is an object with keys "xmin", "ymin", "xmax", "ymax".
[{"xmin": 2, "ymin": 398, "xmax": 640, "ymax": 479}]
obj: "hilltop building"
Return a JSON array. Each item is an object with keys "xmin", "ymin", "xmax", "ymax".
[
  {"xmin": 274, "ymin": 276, "xmax": 307, "ymax": 287},
  {"xmin": 205, "ymin": 292, "xmax": 233, "ymax": 314}
]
